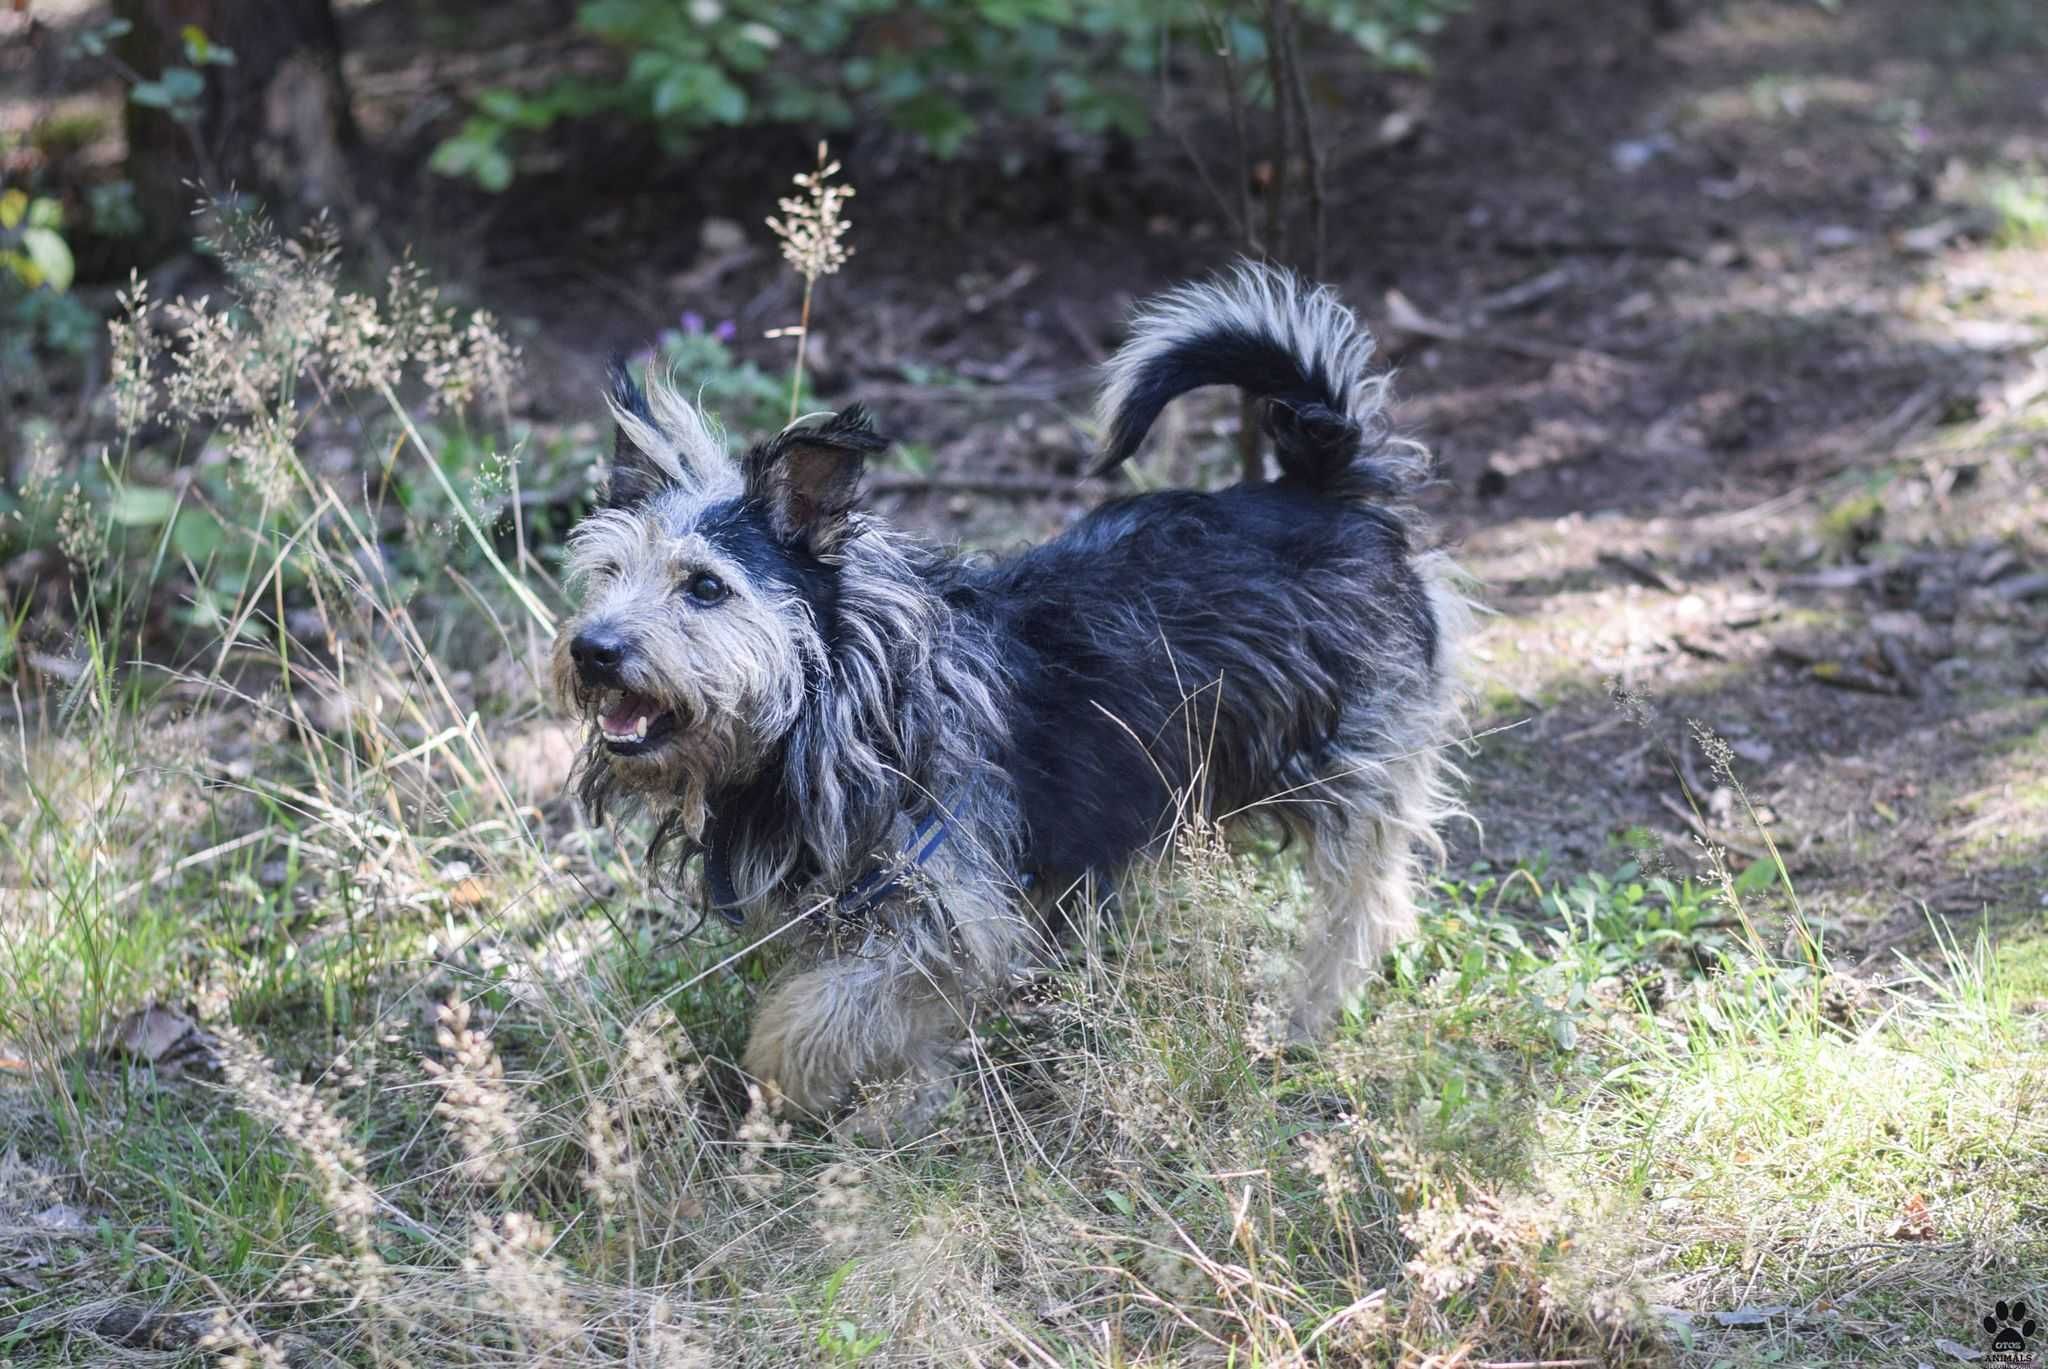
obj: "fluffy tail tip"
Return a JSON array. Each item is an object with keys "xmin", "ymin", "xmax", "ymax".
[{"xmin": 1093, "ymin": 262, "xmax": 1420, "ymax": 496}]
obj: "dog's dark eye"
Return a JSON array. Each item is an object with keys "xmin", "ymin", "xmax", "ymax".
[{"xmin": 686, "ymin": 572, "xmax": 728, "ymax": 605}]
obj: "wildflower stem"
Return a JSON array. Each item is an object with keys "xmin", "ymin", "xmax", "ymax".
[{"xmin": 789, "ymin": 276, "xmax": 814, "ymax": 424}]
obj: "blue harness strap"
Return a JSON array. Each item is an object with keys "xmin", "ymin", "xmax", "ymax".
[
  {"xmin": 704, "ymin": 803, "xmax": 956, "ymax": 927},
  {"xmin": 833, "ymin": 808, "xmax": 952, "ymax": 918}
]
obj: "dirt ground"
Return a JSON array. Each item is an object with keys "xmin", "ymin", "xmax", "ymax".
[{"xmin": 413, "ymin": 0, "xmax": 2048, "ymax": 966}]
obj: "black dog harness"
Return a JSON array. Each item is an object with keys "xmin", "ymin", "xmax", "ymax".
[{"xmin": 704, "ymin": 806, "xmax": 956, "ymax": 927}]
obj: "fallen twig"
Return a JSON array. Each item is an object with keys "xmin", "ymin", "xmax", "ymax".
[
  {"xmin": 1658, "ymin": 792, "xmax": 1769, "ymax": 862},
  {"xmin": 843, "ymin": 374, "xmax": 1087, "ymax": 404},
  {"xmin": 963, "ymin": 262, "xmax": 1040, "ymax": 314},
  {"xmin": 112, "ymin": 826, "xmax": 281, "ymax": 907},
  {"xmin": 1772, "ymin": 645, "xmax": 1901, "ymax": 696},
  {"xmin": 1385, "ymin": 288, "xmax": 1632, "ymax": 367},
  {"xmin": 1052, "ymin": 299, "xmax": 1106, "ymax": 364},
  {"xmin": 1598, "ymin": 550, "xmax": 1684, "ymax": 593},
  {"xmin": 1854, "ymin": 380, "xmax": 1945, "ymax": 454},
  {"xmin": 1477, "ymin": 265, "xmax": 1573, "ymax": 316},
  {"xmin": 1484, "ymin": 233, "xmax": 1694, "ymax": 259},
  {"xmin": 1994, "ymin": 571, "xmax": 2048, "ymax": 602},
  {"xmin": 1778, "ymin": 551, "xmax": 1943, "ymax": 592}
]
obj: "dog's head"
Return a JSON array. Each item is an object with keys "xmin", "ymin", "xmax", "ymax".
[{"xmin": 551, "ymin": 367, "xmax": 889, "ymax": 826}]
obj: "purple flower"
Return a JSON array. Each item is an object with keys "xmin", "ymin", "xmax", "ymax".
[
  {"xmin": 681, "ymin": 310, "xmax": 706, "ymax": 336},
  {"xmin": 714, "ymin": 318, "xmax": 737, "ymax": 342}
]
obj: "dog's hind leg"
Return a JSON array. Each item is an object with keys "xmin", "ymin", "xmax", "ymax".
[{"xmin": 1285, "ymin": 747, "xmax": 1440, "ymax": 1040}]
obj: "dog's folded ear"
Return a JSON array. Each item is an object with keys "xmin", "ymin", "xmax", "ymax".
[{"xmin": 744, "ymin": 405, "xmax": 889, "ymax": 558}]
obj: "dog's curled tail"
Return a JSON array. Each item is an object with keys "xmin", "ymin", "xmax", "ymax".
[{"xmin": 1093, "ymin": 262, "xmax": 1425, "ymax": 500}]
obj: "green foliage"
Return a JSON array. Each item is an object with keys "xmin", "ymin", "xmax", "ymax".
[
  {"xmin": 1419, "ymin": 859, "xmax": 1737, "ymax": 981},
  {"xmin": 1987, "ymin": 168, "xmax": 2048, "ymax": 247},
  {"xmin": 0, "ymin": 189, "xmax": 95, "ymax": 383},
  {"xmin": 432, "ymin": 0, "xmax": 1469, "ymax": 189},
  {"xmin": 128, "ymin": 66, "xmax": 207, "ymax": 119},
  {"xmin": 1317, "ymin": 0, "xmax": 1464, "ymax": 68},
  {"xmin": 69, "ymin": 16, "xmax": 235, "ymax": 124},
  {"xmin": 87, "ymin": 180, "xmax": 146, "ymax": 239},
  {"xmin": 1388, "ymin": 860, "xmax": 1745, "ymax": 1056},
  {"xmin": 811, "ymin": 1261, "xmax": 888, "ymax": 1364},
  {"xmin": 65, "ymin": 15, "xmax": 133, "ymax": 60},
  {"xmin": 1, "ymin": 188, "xmax": 75, "ymax": 292}
]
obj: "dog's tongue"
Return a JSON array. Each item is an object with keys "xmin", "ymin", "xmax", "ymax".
[{"xmin": 602, "ymin": 692, "xmax": 656, "ymax": 733}]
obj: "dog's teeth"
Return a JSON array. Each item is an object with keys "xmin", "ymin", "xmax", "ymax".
[{"xmin": 632, "ymin": 714, "xmax": 649, "ymax": 740}]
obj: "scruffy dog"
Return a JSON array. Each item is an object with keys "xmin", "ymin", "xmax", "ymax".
[{"xmin": 553, "ymin": 265, "xmax": 1466, "ymax": 1128}]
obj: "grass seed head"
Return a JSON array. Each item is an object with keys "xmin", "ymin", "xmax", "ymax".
[
  {"xmin": 421, "ymin": 994, "xmax": 524, "ymax": 1187},
  {"xmin": 766, "ymin": 142, "xmax": 855, "ymax": 283}
]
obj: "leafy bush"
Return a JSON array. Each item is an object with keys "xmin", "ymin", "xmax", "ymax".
[
  {"xmin": 434, "ymin": 0, "xmax": 1469, "ymax": 189},
  {"xmin": 0, "ymin": 189, "xmax": 97, "ymax": 395}
]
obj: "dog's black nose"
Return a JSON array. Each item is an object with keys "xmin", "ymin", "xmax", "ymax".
[{"xmin": 570, "ymin": 626, "xmax": 631, "ymax": 686}]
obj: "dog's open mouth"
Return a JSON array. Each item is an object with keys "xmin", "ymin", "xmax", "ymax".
[{"xmin": 597, "ymin": 690, "xmax": 679, "ymax": 755}]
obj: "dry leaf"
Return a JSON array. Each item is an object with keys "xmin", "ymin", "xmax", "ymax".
[
  {"xmin": 1885, "ymin": 1193, "xmax": 1938, "ymax": 1242},
  {"xmin": 447, "ymin": 877, "xmax": 491, "ymax": 910},
  {"xmin": 110, "ymin": 1003, "xmax": 221, "ymax": 1080}
]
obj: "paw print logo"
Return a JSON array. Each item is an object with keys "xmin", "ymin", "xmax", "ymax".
[{"xmin": 1985, "ymin": 1300, "xmax": 2039, "ymax": 1362}]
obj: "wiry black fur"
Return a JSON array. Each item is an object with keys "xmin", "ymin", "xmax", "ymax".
[{"xmin": 971, "ymin": 482, "xmax": 1437, "ymax": 889}]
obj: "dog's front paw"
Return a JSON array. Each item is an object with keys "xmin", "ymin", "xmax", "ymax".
[{"xmin": 743, "ymin": 984, "xmax": 856, "ymax": 1120}]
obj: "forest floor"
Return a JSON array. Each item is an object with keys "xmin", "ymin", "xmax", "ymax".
[{"xmin": 2, "ymin": 0, "xmax": 2045, "ymax": 1364}]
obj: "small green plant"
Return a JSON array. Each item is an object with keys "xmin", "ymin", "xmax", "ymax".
[
  {"xmin": 69, "ymin": 17, "xmax": 237, "ymax": 125},
  {"xmin": 431, "ymin": 0, "xmax": 1469, "ymax": 189},
  {"xmin": 1987, "ymin": 169, "xmax": 2048, "ymax": 247},
  {"xmin": 64, "ymin": 17, "xmax": 239, "ymax": 195},
  {"xmin": 0, "ymin": 186, "xmax": 96, "ymax": 392},
  {"xmin": 0, "ymin": 188, "xmax": 75, "ymax": 293},
  {"xmin": 1415, "ymin": 859, "xmax": 1736, "ymax": 985},
  {"xmin": 127, "ymin": 23, "xmax": 237, "ymax": 120},
  {"xmin": 811, "ymin": 1261, "xmax": 888, "ymax": 1365}
]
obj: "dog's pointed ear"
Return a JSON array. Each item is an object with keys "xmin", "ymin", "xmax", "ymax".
[
  {"xmin": 744, "ymin": 405, "xmax": 888, "ymax": 557},
  {"xmin": 604, "ymin": 362, "xmax": 677, "ymax": 509}
]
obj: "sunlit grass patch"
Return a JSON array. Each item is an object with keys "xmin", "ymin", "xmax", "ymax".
[{"xmin": 1987, "ymin": 169, "xmax": 2048, "ymax": 249}]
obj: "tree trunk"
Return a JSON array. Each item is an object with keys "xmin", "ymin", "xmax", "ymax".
[{"xmin": 113, "ymin": 0, "xmax": 359, "ymax": 256}]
